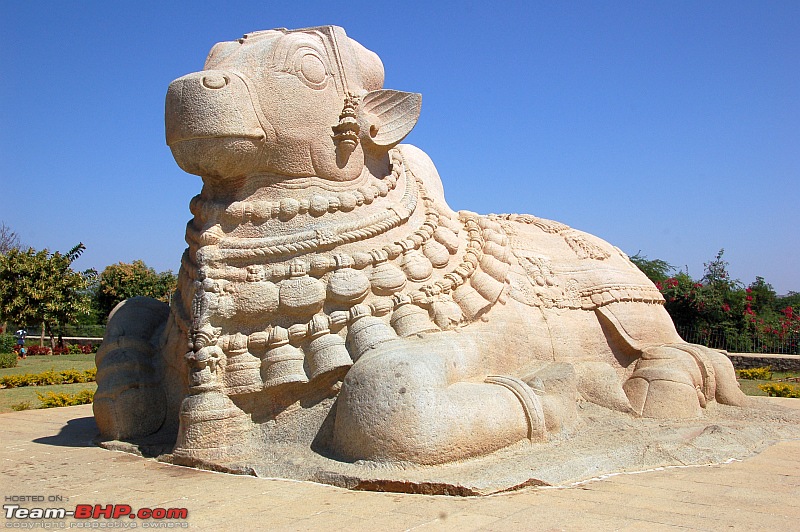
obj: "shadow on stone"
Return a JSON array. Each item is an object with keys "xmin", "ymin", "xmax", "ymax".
[
  {"xmin": 33, "ymin": 416, "xmax": 98, "ymax": 448},
  {"xmin": 97, "ymin": 427, "xmax": 178, "ymax": 459}
]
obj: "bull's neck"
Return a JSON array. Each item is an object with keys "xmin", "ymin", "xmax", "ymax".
[{"xmin": 184, "ymin": 149, "xmax": 422, "ymax": 267}]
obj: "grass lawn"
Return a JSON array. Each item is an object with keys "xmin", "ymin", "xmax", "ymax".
[
  {"xmin": 737, "ymin": 370, "xmax": 800, "ymax": 397},
  {"xmin": 1, "ymin": 352, "xmax": 795, "ymax": 412},
  {"xmin": 0, "ymin": 353, "xmax": 96, "ymax": 377},
  {"xmin": 0, "ymin": 353, "xmax": 97, "ymax": 413},
  {"xmin": 0, "ymin": 382, "xmax": 97, "ymax": 413}
]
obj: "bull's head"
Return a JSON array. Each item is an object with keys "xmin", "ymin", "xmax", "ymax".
[{"xmin": 165, "ymin": 26, "xmax": 421, "ymax": 183}]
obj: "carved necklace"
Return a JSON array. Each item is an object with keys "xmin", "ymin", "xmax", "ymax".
[
  {"xmin": 172, "ymin": 149, "xmax": 516, "ymax": 395},
  {"xmin": 189, "ymin": 162, "xmax": 400, "ymax": 225}
]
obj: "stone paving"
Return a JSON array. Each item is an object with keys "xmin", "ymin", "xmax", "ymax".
[{"xmin": 1, "ymin": 398, "xmax": 798, "ymax": 531}]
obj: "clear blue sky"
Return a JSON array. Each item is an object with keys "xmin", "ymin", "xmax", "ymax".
[{"xmin": 1, "ymin": 1, "xmax": 797, "ymax": 294}]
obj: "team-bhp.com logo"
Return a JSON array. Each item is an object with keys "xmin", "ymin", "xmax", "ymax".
[{"xmin": 4, "ymin": 504, "xmax": 188, "ymax": 522}]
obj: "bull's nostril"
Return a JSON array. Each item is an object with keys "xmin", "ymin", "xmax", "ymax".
[{"xmin": 202, "ymin": 74, "xmax": 228, "ymax": 90}]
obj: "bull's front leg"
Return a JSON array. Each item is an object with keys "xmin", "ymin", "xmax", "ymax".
[
  {"xmin": 623, "ymin": 343, "xmax": 749, "ymax": 418},
  {"xmin": 596, "ymin": 303, "xmax": 749, "ymax": 418},
  {"xmin": 331, "ymin": 332, "xmax": 540, "ymax": 465}
]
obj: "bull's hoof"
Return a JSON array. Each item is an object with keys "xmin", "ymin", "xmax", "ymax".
[{"xmin": 624, "ymin": 375, "xmax": 703, "ymax": 419}]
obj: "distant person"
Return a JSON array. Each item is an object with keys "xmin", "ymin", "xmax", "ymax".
[{"xmin": 14, "ymin": 328, "xmax": 27, "ymax": 358}]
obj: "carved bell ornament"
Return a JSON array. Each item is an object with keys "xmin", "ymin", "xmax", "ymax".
[
  {"xmin": 390, "ymin": 296, "xmax": 438, "ymax": 337},
  {"xmin": 220, "ymin": 333, "xmax": 262, "ymax": 395},
  {"xmin": 305, "ymin": 315, "xmax": 352, "ymax": 380},
  {"xmin": 433, "ymin": 226, "xmax": 460, "ymax": 254},
  {"xmin": 261, "ymin": 326, "xmax": 307, "ymax": 388},
  {"xmin": 422, "ymin": 238, "xmax": 450, "ymax": 268},
  {"xmin": 345, "ymin": 309, "xmax": 397, "ymax": 361}
]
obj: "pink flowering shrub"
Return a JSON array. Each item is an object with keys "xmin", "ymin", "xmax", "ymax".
[{"xmin": 632, "ymin": 250, "xmax": 798, "ymax": 354}]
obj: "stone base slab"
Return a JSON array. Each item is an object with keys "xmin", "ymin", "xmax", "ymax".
[{"xmin": 101, "ymin": 398, "xmax": 800, "ymax": 496}]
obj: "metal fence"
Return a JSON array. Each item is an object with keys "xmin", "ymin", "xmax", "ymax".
[
  {"xmin": 6, "ymin": 323, "xmax": 798, "ymax": 354},
  {"xmin": 676, "ymin": 325, "xmax": 800, "ymax": 355},
  {"xmin": 11, "ymin": 324, "xmax": 105, "ymax": 341}
]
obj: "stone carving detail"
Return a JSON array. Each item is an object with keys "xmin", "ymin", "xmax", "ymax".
[{"xmin": 94, "ymin": 25, "xmax": 754, "ymax": 492}]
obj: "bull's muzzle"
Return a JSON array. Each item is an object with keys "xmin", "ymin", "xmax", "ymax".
[{"xmin": 165, "ymin": 69, "xmax": 264, "ymax": 146}]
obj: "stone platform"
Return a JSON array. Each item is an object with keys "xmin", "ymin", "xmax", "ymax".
[{"xmin": 1, "ymin": 399, "xmax": 799, "ymax": 530}]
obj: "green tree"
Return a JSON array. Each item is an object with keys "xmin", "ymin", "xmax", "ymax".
[
  {"xmin": 659, "ymin": 271, "xmax": 704, "ymax": 329},
  {"xmin": 698, "ymin": 249, "xmax": 746, "ymax": 331},
  {"xmin": 628, "ymin": 249, "xmax": 797, "ymax": 353},
  {"xmin": 0, "ymin": 243, "xmax": 96, "ymax": 348},
  {"xmin": 0, "ymin": 222, "xmax": 22, "ymax": 255},
  {"xmin": 776, "ymin": 291, "xmax": 800, "ymax": 312},
  {"xmin": 746, "ymin": 276, "xmax": 778, "ymax": 318},
  {"xmin": 95, "ymin": 260, "xmax": 177, "ymax": 318},
  {"xmin": 0, "ymin": 222, "xmax": 23, "ymax": 333},
  {"xmin": 629, "ymin": 251, "xmax": 674, "ymax": 283}
]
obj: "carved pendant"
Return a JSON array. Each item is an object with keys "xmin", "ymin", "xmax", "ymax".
[
  {"xmin": 345, "ymin": 313, "xmax": 397, "ymax": 361},
  {"xmin": 305, "ymin": 315, "xmax": 352, "ymax": 381},
  {"xmin": 452, "ymin": 283, "xmax": 492, "ymax": 321},
  {"xmin": 279, "ymin": 261, "xmax": 326, "ymax": 316},
  {"xmin": 433, "ymin": 226, "xmax": 460, "ymax": 253},
  {"xmin": 422, "ymin": 238, "xmax": 450, "ymax": 268},
  {"xmin": 230, "ymin": 281, "xmax": 279, "ymax": 316},
  {"xmin": 400, "ymin": 249, "xmax": 433, "ymax": 282},
  {"xmin": 327, "ymin": 267, "xmax": 371, "ymax": 304},
  {"xmin": 479, "ymin": 254, "xmax": 510, "ymax": 283},
  {"xmin": 370, "ymin": 261, "xmax": 407, "ymax": 296},
  {"xmin": 220, "ymin": 333, "xmax": 263, "ymax": 395},
  {"xmin": 471, "ymin": 271, "xmax": 505, "ymax": 303},
  {"xmin": 261, "ymin": 326, "xmax": 307, "ymax": 388},
  {"xmin": 430, "ymin": 297, "xmax": 463, "ymax": 330}
]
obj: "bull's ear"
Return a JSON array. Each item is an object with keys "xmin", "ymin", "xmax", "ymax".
[{"xmin": 360, "ymin": 90, "xmax": 421, "ymax": 149}]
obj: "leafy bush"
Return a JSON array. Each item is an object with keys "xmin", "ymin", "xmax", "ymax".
[
  {"xmin": 0, "ymin": 333, "xmax": 15, "ymax": 354},
  {"xmin": 635, "ymin": 249, "xmax": 799, "ymax": 354},
  {"xmin": 66, "ymin": 343, "xmax": 95, "ymax": 354},
  {"xmin": 36, "ymin": 389, "xmax": 95, "ymax": 408},
  {"xmin": 26, "ymin": 345, "xmax": 52, "ymax": 356},
  {"xmin": 0, "ymin": 368, "xmax": 97, "ymax": 388},
  {"xmin": 736, "ymin": 367, "xmax": 773, "ymax": 380},
  {"xmin": 758, "ymin": 383, "xmax": 800, "ymax": 398},
  {"xmin": 11, "ymin": 401, "xmax": 32, "ymax": 411},
  {"xmin": 0, "ymin": 352, "xmax": 17, "ymax": 369}
]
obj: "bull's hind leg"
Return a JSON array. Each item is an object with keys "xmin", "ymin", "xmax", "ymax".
[
  {"xmin": 331, "ymin": 332, "xmax": 540, "ymax": 465},
  {"xmin": 93, "ymin": 297, "xmax": 170, "ymax": 440}
]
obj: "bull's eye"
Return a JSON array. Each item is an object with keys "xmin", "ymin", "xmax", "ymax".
[
  {"xmin": 293, "ymin": 50, "xmax": 329, "ymax": 89},
  {"xmin": 301, "ymin": 54, "xmax": 326, "ymax": 84}
]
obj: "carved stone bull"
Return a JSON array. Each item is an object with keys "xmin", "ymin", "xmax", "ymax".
[{"xmin": 94, "ymin": 25, "xmax": 747, "ymax": 476}]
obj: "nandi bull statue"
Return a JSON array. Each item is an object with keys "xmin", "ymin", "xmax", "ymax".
[{"xmin": 94, "ymin": 26, "xmax": 750, "ymax": 491}]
